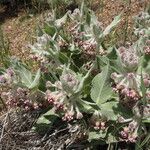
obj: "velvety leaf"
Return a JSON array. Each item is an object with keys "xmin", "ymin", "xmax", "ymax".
[
  {"xmin": 80, "ymin": 0, "xmax": 85, "ymax": 17},
  {"xmin": 93, "ymin": 25, "xmax": 101, "ymax": 42},
  {"xmin": 32, "ymin": 109, "xmax": 58, "ymax": 133},
  {"xmin": 75, "ymin": 65, "xmax": 94, "ymax": 93},
  {"xmin": 140, "ymin": 73, "xmax": 147, "ymax": 105},
  {"xmin": 17, "ymin": 65, "xmax": 32, "ymax": 87},
  {"xmin": 97, "ymin": 56, "xmax": 109, "ymax": 67},
  {"xmin": 59, "ymin": 52, "xmax": 69, "ymax": 64},
  {"xmin": 100, "ymin": 101, "xmax": 119, "ymax": 120},
  {"xmin": 142, "ymin": 118, "xmax": 150, "ymax": 123},
  {"xmin": 36, "ymin": 109, "xmax": 57, "ymax": 124},
  {"xmin": 16, "ymin": 65, "xmax": 41, "ymax": 89},
  {"xmin": 102, "ymin": 14, "xmax": 121, "ymax": 37},
  {"xmin": 110, "ymin": 58, "xmax": 124, "ymax": 74},
  {"xmin": 29, "ymin": 69, "xmax": 41, "ymax": 89},
  {"xmin": 107, "ymin": 47, "xmax": 118, "ymax": 60},
  {"xmin": 100, "ymin": 101, "xmax": 132, "ymax": 120},
  {"xmin": 91, "ymin": 64, "xmax": 113, "ymax": 105},
  {"xmin": 86, "ymin": 10, "xmax": 91, "ymax": 25},
  {"xmin": 77, "ymin": 99, "xmax": 95, "ymax": 113},
  {"xmin": 55, "ymin": 13, "xmax": 68, "ymax": 28},
  {"xmin": 44, "ymin": 24, "xmax": 56, "ymax": 36},
  {"xmin": 106, "ymin": 132, "xmax": 118, "ymax": 144},
  {"xmin": 88, "ymin": 131, "xmax": 106, "ymax": 141}
]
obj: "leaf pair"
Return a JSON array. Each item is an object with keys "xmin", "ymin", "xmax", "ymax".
[{"xmin": 15, "ymin": 64, "xmax": 41, "ymax": 89}]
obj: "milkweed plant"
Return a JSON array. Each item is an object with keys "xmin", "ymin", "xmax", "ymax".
[{"xmin": 0, "ymin": 3, "xmax": 150, "ymax": 147}]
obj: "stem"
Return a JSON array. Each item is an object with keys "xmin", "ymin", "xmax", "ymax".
[{"xmin": 0, "ymin": 95, "xmax": 7, "ymax": 111}]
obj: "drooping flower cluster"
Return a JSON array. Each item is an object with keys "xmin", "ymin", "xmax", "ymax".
[
  {"xmin": 111, "ymin": 41, "xmax": 150, "ymax": 142},
  {"xmin": 120, "ymin": 125, "xmax": 137, "ymax": 143},
  {"xmin": 29, "ymin": 34, "xmax": 51, "ymax": 64},
  {"xmin": 143, "ymin": 39, "xmax": 150, "ymax": 55},
  {"xmin": 69, "ymin": 24, "xmax": 97, "ymax": 59},
  {"xmin": 90, "ymin": 111, "xmax": 107, "ymax": 131},
  {"xmin": 117, "ymin": 46, "xmax": 139, "ymax": 71},
  {"xmin": 111, "ymin": 72, "xmax": 150, "ymax": 108},
  {"xmin": 45, "ymin": 70, "xmax": 83, "ymax": 122},
  {"xmin": 46, "ymin": 90, "xmax": 65, "ymax": 109},
  {"xmin": 0, "ymin": 68, "xmax": 14, "ymax": 87},
  {"xmin": 68, "ymin": 8, "xmax": 104, "ymax": 59},
  {"xmin": 1, "ymin": 87, "xmax": 43, "ymax": 111},
  {"xmin": 111, "ymin": 45, "xmax": 150, "ymax": 108},
  {"xmin": 118, "ymin": 115, "xmax": 139, "ymax": 143}
]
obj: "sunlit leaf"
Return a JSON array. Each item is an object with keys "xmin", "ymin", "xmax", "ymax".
[
  {"xmin": 88, "ymin": 131, "xmax": 106, "ymax": 141},
  {"xmin": 102, "ymin": 14, "xmax": 121, "ymax": 37},
  {"xmin": 91, "ymin": 64, "xmax": 113, "ymax": 105},
  {"xmin": 32, "ymin": 108, "xmax": 58, "ymax": 133},
  {"xmin": 29, "ymin": 69, "xmax": 41, "ymax": 89}
]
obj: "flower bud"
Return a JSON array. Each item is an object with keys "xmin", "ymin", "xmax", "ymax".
[
  {"xmin": 6, "ymin": 68, "xmax": 14, "ymax": 77},
  {"xmin": 46, "ymin": 81, "xmax": 53, "ymax": 88},
  {"xmin": 117, "ymin": 116, "xmax": 126, "ymax": 123},
  {"xmin": 60, "ymin": 72, "xmax": 78, "ymax": 89},
  {"xmin": 33, "ymin": 102, "xmax": 39, "ymax": 110},
  {"xmin": 123, "ymin": 127, "xmax": 129, "ymax": 133},
  {"xmin": 100, "ymin": 122, "xmax": 106, "ymax": 130},
  {"xmin": 118, "ymin": 46, "xmax": 126, "ymax": 54},
  {"xmin": 54, "ymin": 81, "xmax": 62, "ymax": 89},
  {"xmin": 62, "ymin": 111, "xmax": 74, "ymax": 122},
  {"xmin": 128, "ymin": 134, "xmax": 137, "ymax": 143},
  {"xmin": 94, "ymin": 121, "xmax": 101, "ymax": 130},
  {"xmin": 76, "ymin": 111, "xmax": 83, "ymax": 119},
  {"xmin": 120, "ymin": 131, "xmax": 128, "ymax": 139},
  {"xmin": 0, "ymin": 76, "xmax": 6, "ymax": 84},
  {"xmin": 143, "ymin": 78, "xmax": 150, "ymax": 87}
]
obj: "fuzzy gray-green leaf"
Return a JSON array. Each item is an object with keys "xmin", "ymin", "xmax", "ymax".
[
  {"xmin": 29, "ymin": 69, "xmax": 41, "ymax": 89},
  {"xmin": 91, "ymin": 64, "xmax": 112, "ymax": 105},
  {"xmin": 102, "ymin": 14, "xmax": 121, "ymax": 37}
]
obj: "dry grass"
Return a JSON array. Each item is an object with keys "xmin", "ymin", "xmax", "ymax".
[
  {"xmin": 0, "ymin": 109, "xmax": 87, "ymax": 149},
  {"xmin": 1, "ymin": 12, "xmax": 39, "ymax": 62}
]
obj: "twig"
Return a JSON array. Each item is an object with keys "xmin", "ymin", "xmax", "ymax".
[
  {"xmin": 0, "ymin": 112, "xmax": 9, "ymax": 142},
  {"xmin": 42, "ymin": 126, "xmax": 70, "ymax": 144}
]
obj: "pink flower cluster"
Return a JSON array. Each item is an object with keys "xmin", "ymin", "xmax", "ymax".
[
  {"xmin": 90, "ymin": 111, "xmax": 106, "ymax": 131},
  {"xmin": 120, "ymin": 124, "xmax": 138, "ymax": 143},
  {"xmin": 120, "ymin": 127, "xmax": 137, "ymax": 143},
  {"xmin": 1, "ymin": 87, "xmax": 42, "ymax": 111},
  {"xmin": 46, "ymin": 90, "xmax": 83, "ymax": 122},
  {"xmin": 46, "ymin": 90, "xmax": 65, "ymax": 111},
  {"xmin": 62, "ymin": 111, "xmax": 74, "ymax": 122},
  {"xmin": 111, "ymin": 70, "xmax": 150, "ymax": 108},
  {"xmin": 111, "ymin": 45, "xmax": 150, "ymax": 107},
  {"xmin": 45, "ymin": 73, "xmax": 83, "ymax": 122},
  {"xmin": 93, "ymin": 121, "xmax": 106, "ymax": 130},
  {"xmin": 143, "ymin": 40, "xmax": 150, "ymax": 55},
  {"xmin": 60, "ymin": 72, "xmax": 79, "ymax": 89},
  {"xmin": 0, "ymin": 68, "xmax": 14, "ymax": 86},
  {"xmin": 69, "ymin": 24, "xmax": 97, "ymax": 59},
  {"xmin": 118, "ymin": 46, "xmax": 139, "ymax": 70}
]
